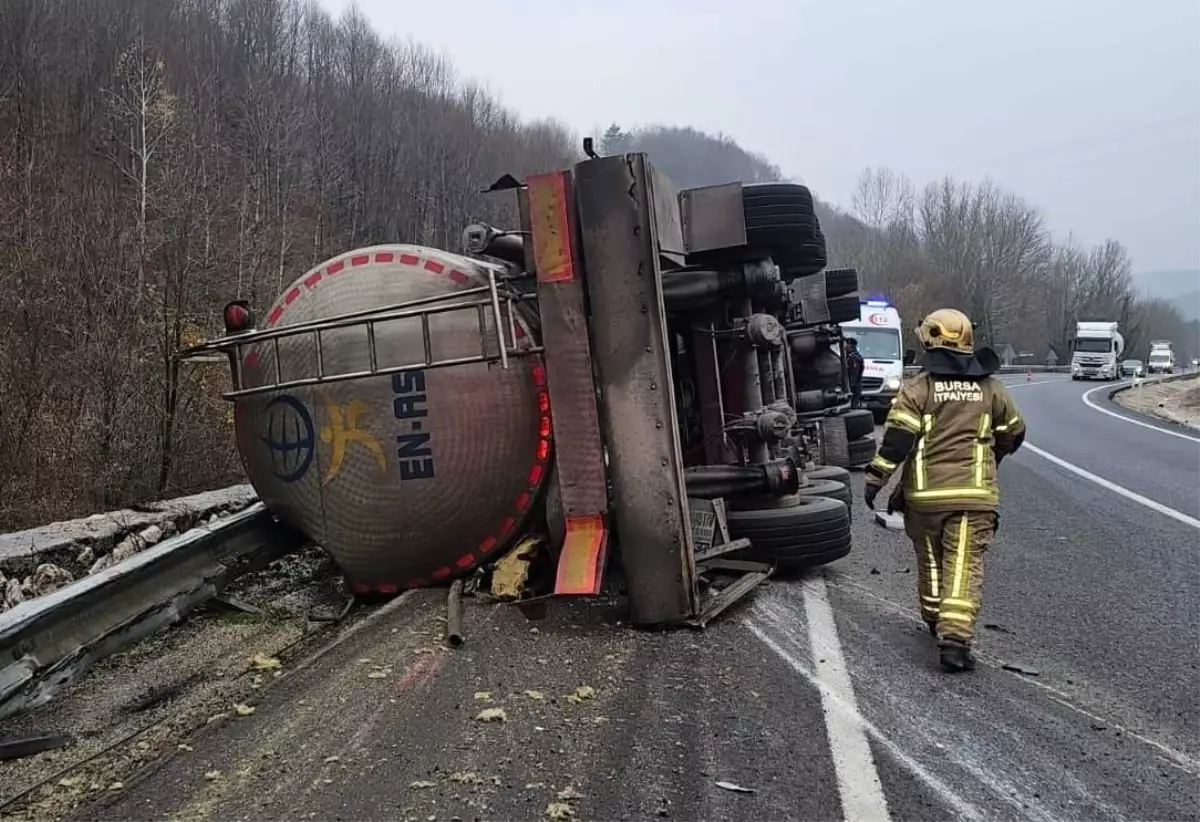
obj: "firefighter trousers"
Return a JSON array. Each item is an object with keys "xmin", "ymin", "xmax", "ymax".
[{"xmin": 903, "ymin": 510, "xmax": 996, "ymax": 643}]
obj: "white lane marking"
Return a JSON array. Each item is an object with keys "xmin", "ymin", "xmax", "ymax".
[
  {"xmin": 1022, "ymin": 442, "xmax": 1200, "ymax": 529},
  {"xmin": 1002, "ymin": 378, "xmax": 1068, "ymax": 388},
  {"xmin": 1081, "ymin": 381, "xmax": 1200, "ymax": 442},
  {"xmin": 747, "ymin": 603, "xmax": 984, "ymax": 822},
  {"xmin": 791, "ymin": 578, "xmax": 890, "ymax": 820}
]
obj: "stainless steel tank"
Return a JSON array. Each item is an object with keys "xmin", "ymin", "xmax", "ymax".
[{"xmin": 233, "ymin": 245, "xmax": 551, "ymax": 593}]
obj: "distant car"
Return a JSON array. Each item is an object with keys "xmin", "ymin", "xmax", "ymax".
[
  {"xmin": 1192, "ymin": 358, "xmax": 1199, "ymax": 369},
  {"xmin": 1120, "ymin": 359, "xmax": 1144, "ymax": 378}
]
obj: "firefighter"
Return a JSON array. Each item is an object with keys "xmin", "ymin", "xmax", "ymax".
[
  {"xmin": 845, "ymin": 337, "xmax": 865, "ymax": 408},
  {"xmin": 862, "ymin": 308, "xmax": 1026, "ymax": 672}
]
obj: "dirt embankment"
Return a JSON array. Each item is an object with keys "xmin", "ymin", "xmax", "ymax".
[{"xmin": 1115, "ymin": 375, "xmax": 1200, "ymax": 430}]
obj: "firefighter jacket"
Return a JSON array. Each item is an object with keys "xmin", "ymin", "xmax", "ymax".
[{"xmin": 865, "ymin": 372, "xmax": 1026, "ymax": 512}]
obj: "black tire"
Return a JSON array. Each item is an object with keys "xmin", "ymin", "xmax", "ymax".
[
  {"xmin": 798, "ymin": 478, "xmax": 853, "ymax": 520},
  {"xmin": 847, "ymin": 435, "xmax": 877, "ymax": 468},
  {"xmin": 742, "ymin": 186, "xmax": 826, "ymax": 276},
  {"xmin": 839, "ymin": 408, "xmax": 875, "ymax": 439},
  {"xmin": 741, "ymin": 183, "xmax": 816, "ymax": 205},
  {"xmin": 826, "ymin": 293, "xmax": 862, "ymax": 324},
  {"xmin": 726, "ymin": 496, "xmax": 852, "ymax": 570},
  {"xmin": 821, "ymin": 268, "xmax": 859, "ymax": 298},
  {"xmin": 807, "ymin": 465, "xmax": 851, "ymax": 485}
]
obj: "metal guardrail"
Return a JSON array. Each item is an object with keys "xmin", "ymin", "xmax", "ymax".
[{"xmin": 0, "ymin": 502, "xmax": 306, "ymax": 720}]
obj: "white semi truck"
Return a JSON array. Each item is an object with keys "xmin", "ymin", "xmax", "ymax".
[
  {"xmin": 1070, "ymin": 321, "xmax": 1124, "ymax": 381},
  {"xmin": 1147, "ymin": 340, "xmax": 1176, "ymax": 375}
]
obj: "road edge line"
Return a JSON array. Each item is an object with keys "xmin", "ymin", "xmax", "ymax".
[
  {"xmin": 1082, "ymin": 380, "xmax": 1200, "ymax": 442},
  {"xmin": 1023, "ymin": 443, "xmax": 1200, "ymax": 529}
]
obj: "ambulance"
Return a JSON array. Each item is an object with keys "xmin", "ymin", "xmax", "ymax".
[{"xmin": 840, "ymin": 300, "xmax": 904, "ymax": 422}]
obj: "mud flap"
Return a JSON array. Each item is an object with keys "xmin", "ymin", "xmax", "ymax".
[{"xmin": 554, "ymin": 514, "xmax": 609, "ymax": 596}]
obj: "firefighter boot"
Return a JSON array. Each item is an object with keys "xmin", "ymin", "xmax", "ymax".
[{"xmin": 939, "ymin": 638, "xmax": 976, "ymax": 673}]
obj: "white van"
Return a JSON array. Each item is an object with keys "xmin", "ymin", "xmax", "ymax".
[{"xmin": 840, "ymin": 300, "xmax": 904, "ymax": 421}]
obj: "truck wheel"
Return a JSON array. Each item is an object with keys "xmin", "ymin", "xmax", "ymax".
[
  {"xmin": 821, "ymin": 268, "xmax": 859, "ymax": 298},
  {"xmin": 741, "ymin": 184, "xmax": 827, "ymax": 277},
  {"xmin": 825, "ymin": 294, "xmax": 862, "ymax": 324},
  {"xmin": 848, "ymin": 435, "xmax": 877, "ymax": 468},
  {"xmin": 725, "ymin": 496, "xmax": 852, "ymax": 572},
  {"xmin": 806, "ymin": 465, "xmax": 851, "ymax": 485},
  {"xmin": 838, "ymin": 408, "xmax": 875, "ymax": 439},
  {"xmin": 798, "ymin": 478, "xmax": 853, "ymax": 520}
]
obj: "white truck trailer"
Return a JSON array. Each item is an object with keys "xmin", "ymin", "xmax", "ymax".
[{"xmin": 1070, "ymin": 321, "xmax": 1124, "ymax": 381}]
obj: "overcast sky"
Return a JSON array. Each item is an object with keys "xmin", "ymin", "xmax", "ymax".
[{"xmin": 320, "ymin": 0, "xmax": 1199, "ymax": 274}]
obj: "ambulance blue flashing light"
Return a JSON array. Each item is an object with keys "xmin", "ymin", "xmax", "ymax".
[{"xmin": 864, "ymin": 299, "xmax": 891, "ymax": 308}]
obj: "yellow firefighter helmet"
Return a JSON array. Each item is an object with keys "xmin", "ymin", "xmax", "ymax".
[{"xmin": 918, "ymin": 308, "xmax": 975, "ymax": 354}]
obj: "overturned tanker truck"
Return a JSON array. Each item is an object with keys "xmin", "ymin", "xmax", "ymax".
[{"xmin": 176, "ymin": 148, "xmax": 870, "ymax": 627}]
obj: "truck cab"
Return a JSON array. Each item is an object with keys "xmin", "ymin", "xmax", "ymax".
[
  {"xmin": 840, "ymin": 300, "xmax": 903, "ymax": 421},
  {"xmin": 1071, "ymin": 321, "xmax": 1124, "ymax": 381}
]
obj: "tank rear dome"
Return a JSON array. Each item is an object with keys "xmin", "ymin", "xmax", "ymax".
[{"xmin": 234, "ymin": 245, "xmax": 551, "ymax": 592}]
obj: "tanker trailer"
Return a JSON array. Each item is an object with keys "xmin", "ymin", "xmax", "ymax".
[
  {"xmin": 220, "ymin": 245, "xmax": 552, "ymax": 595},
  {"xmin": 178, "ymin": 152, "xmax": 858, "ymax": 627}
]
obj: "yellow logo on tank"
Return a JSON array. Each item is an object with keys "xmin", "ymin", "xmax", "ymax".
[{"xmin": 319, "ymin": 394, "xmax": 386, "ymax": 485}]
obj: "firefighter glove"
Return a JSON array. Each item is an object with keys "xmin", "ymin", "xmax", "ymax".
[{"xmin": 863, "ymin": 481, "xmax": 880, "ymax": 510}]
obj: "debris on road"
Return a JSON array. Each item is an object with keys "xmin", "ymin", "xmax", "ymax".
[
  {"xmin": 1001, "ymin": 663, "xmax": 1040, "ymax": 677},
  {"xmin": 546, "ymin": 801, "xmax": 576, "ymax": 820},
  {"xmin": 715, "ymin": 780, "xmax": 756, "ymax": 793},
  {"xmin": 491, "ymin": 536, "xmax": 539, "ymax": 600},
  {"xmin": 446, "ymin": 579, "xmax": 465, "ymax": 648},
  {"xmin": 566, "ymin": 685, "xmax": 596, "ymax": 704},
  {"xmin": 475, "ymin": 707, "xmax": 507, "ymax": 722},
  {"xmin": 249, "ymin": 653, "xmax": 281, "ymax": 671}
]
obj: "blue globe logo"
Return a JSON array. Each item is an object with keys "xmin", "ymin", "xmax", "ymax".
[{"xmin": 261, "ymin": 395, "xmax": 315, "ymax": 483}]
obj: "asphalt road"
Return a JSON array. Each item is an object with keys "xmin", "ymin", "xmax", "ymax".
[{"xmin": 68, "ymin": 375, "xmax": 1199, "ymax": 822}]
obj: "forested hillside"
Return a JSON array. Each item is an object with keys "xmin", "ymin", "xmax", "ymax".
[
  {"xmin": 603, "ymin": 124, "xmax": 1197, "ymax": 366},
  {"xmin": 0, "ymin": 0, "xmax": 1192, "ymax": 530},
  {"xmin": 0, "ymin": 0, "xmax": 576, "ymax": 528}
]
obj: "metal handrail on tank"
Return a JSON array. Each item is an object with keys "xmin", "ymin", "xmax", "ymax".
[{"xmin": 175, "ymin": 269, "xmax": 542, "ymax": 401}]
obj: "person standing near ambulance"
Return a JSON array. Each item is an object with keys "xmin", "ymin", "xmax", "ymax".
[
  {"xmin": 862, "ymin": 309, "xmax": 1026, "ymax": 672},
  {"xmin": 846, "ymin": 337, "xmax": 865, "ymax": 408}
]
